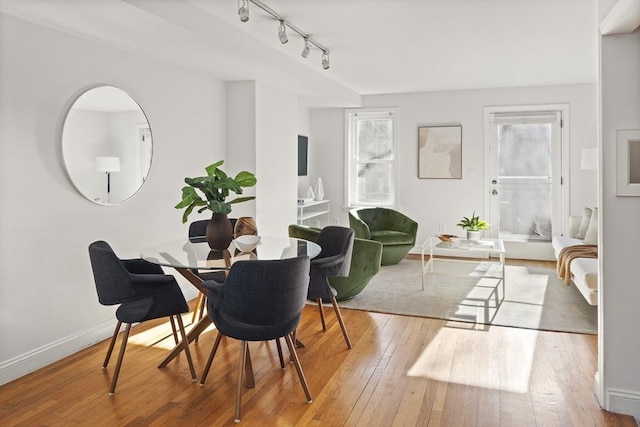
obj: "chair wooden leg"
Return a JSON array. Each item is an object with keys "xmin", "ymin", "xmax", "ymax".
[
  {"xmin": 193, "ymin": 294, "xmax": 207, "ymax": 343},
  {"xmin": 174, "ymin": 315, "xmax": 196, "ymax": 381},
  {"xmin": 109, "ymin": 323, "xmax": 131, "ymax": 395},
  {"xmin": 284, "ymin": 334, "xmax": 312, "ymax": 403},
  {"xmin": 191, "ymin": 292, "xmax": 204, "ymax": 323},
  {"xmin": 245, "ymin": 345, "xmax": 255, "ymax": 388},
  {"xmin": 330, "ymin": 297, "xmax": 353, "ymax": 349},
  {"xmin": 199, "ymin": 331, "xmax": 223, "ymax": 385},
  {"xmin": 316, "ymin": 298, "xmax": 326, "ymax": 331},
  {"xmin": 103, "ymin": 320, "xmax": 122, "ymax": 369},
  {"xmin": 199, "ymin": 295, "xmax": 207, "ymax": 320},
  {"xmin": 275, "ymin": 338, "xmax": 285, "ymax": 369},
  {"xmin": 235, "ymin": 341, "xmax": 248, "ymax": 423},
  {"xmin": 169, "ymin": 316, "xmax": 179, "ymax": 345}
]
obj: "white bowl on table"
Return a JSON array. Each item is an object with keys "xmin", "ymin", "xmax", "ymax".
[{"xmin": 234, "ymin": 235, "xmax": 261, "ymax": 252}]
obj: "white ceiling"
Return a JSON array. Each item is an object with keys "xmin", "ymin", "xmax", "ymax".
[{"xmin": 0, "ymin": 0, "xmax": 600, "ymax": 106}]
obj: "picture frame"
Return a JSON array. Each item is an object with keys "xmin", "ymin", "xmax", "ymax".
[
  {"xmin": 418, "ymin": 125, "xmax": 462, "ymax": 179},
  {"xmin": 616, "ymin": 129, "xmax": 640, "ymax": 196}
]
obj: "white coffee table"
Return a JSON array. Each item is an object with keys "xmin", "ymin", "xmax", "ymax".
[{"xmin": 421, "ymin": 236, "xmax": 506, "ymax": 323}]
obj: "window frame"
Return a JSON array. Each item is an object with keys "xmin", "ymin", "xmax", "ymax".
[{"xmin": 344, "ymin": 108, "xmax": 398, "ymax": 208}]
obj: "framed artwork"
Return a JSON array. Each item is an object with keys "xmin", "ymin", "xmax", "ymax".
[
  {"xmin": 418, "ymin": 125, "xmax": 462, "ymax": 179},
  {"xmin": 616, "ymin": 129, "xmax": 640, "ymax": 196}
]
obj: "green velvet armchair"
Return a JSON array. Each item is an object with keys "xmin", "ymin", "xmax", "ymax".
[
  {"xmin": 348, "ymin": 207, "xmax": 418, "ymax": 265},
  {"xmin": 288, "ymin": 224, "xmax": 382, "ymax": 301}
]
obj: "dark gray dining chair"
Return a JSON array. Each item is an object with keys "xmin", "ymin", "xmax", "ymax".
[
  {"xmin": 88, "ymin": 240, "xmax": 196, "ymax": 395},
  {"xmin": 198, "ymin": 255, "xmax": 312, "ymax": 423},
  {"xmin": 308, "ymin": 226, "xmax": 355, "ymax": 349}
]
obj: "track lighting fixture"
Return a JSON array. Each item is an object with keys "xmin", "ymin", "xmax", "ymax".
[
  {"xmin": 241, "ymin": 1, "xmax": 331, "ymax": 70},
  {"xmin": 238, "ymin": 0, "xmax": 249, "ymax": 22},
  {"xmin": 301, "ymin": 37, "xmax": 310, "ymax": 58},
  {"xmin": 278, "ymin": 20, "xmax": 288, "ymax": 44},
  {"xmin": 322, "ymin": 51, "xmax": 330, "ymax": 70}
]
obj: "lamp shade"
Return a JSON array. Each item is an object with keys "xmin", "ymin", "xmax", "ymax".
[
  {"xmin": 581, "ymin": 148, "xmax": 597, "ymax": 170},
  {"xmin": 95, "ymin": 156, "xmax": 121, "ymax": 172}
]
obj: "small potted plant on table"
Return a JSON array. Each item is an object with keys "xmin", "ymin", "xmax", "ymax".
[
  {"xmin": 457, "ymin": 211, "xmax": 490, "ymax": 241},
  {"xmin": 175, "ymin": 160, "xmax": 256, "ymax": 250}
]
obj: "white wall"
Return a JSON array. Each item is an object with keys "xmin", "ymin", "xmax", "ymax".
[
  {"xmin": 597, "ymin": 29, "xmax": 640, "ymax": 417},
  {"xmin": 226, "ymin": 81, "xmax": 300, "ymax": 235},
  {"xmin": 310, "ymin": 84, "xmax": 597, "ymax": 250},
  {"xmin": 226, "ymin": 81, "xmax": 257, "ymax": 220},
  {"xmin": 254, "ymin": 83, "xmax": 298, "ymax": 236},
  {"xmin": 0, "ymin": 14, "xmax": 227, "ymax": 384}
]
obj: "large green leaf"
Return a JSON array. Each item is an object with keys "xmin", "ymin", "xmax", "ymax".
[
  {"xmin": 209, "ymin": 200, "xmax": 231, "ymax": 214},
  {"xmin": 228, "ymin": 196, "xmax": 256, "ymax": 205},
  {"xmin": 235, "ymin": 171, "xmax": 257, "ymax": 187},
  {"xmin": 205, "ymin": 160, "xmax": 224, "ymax": 176}
]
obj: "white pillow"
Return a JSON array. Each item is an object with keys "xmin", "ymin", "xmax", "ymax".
[
  {"xmin": 583, "ymin": 207, "xmax": 598, "ymax": 245},
  {"xmin": 574, "ymin": 207, "xmax": 593, "ymax": 239}
]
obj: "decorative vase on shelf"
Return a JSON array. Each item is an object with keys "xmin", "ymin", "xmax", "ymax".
[
  {"xmin": 467, "ymin": 230, "xmax": 481, "ymax": 241},
  {"xmin": 206, "ymin": 213, "xmax": 234, "ymax": 250},
  {"xmin": 314, "ymin": 177, "xmax": 325, "ymax": 201},
  {"xmin": 306, "ymin": 186, "xmax": 315, "ymax": 200},
  {"xmin": 234, "ymin": 216, "xmax": 258, "ymax": 238}
]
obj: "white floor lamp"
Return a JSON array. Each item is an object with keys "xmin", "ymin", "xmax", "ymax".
[{"xmin": 95, "ymin": 156, "xmax": 121, "ymax": 203}]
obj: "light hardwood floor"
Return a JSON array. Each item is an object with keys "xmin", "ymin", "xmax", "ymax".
[{"xmin": 1, "ymin": 260, "xmax": 636, "ymax": 426}]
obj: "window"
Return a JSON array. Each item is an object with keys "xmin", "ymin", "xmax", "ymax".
[{"xmin": 345, "ymin": 109, "xmax": 397, "ymax": 207}]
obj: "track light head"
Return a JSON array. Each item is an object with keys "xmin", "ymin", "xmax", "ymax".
[
  {"xmin": 278, "ymin": 20, "xmax": 288, "ymax": 44},
  {"xmin": 301, "ymin": 37, "xmax": 310, "ymax": 58},
  {"xmin": 322, "ymin": 51, "xmax": 330, "ymax": 70},
  {"xmin": 238, "ymin": 0, "xmax": 249, "ymax": 22}
]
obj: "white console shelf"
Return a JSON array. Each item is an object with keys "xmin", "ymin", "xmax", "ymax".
[{"xmin": 297, "ymin": 200, "xmax": 330, "ymax": 227}]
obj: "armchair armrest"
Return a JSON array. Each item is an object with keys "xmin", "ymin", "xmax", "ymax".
[
  {"xmin": 122, "ymin": 258, "xmax": 164, "ymax": 275},
  {"xmin": 129, "ymin": 273, "xmax": 175, "ymax": 286},
  {"xmin": 348, "ymin": 212, "xmax": 371, "ymax": 239},
  {"xmin": 311, "ymin": 254, "xmax": 346, "ymax": 275},
  {"xmin": 202, "ymin": 279, "xmax": 224, "ymax": 309}
]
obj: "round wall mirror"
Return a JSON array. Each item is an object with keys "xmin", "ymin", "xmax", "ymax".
[{"xmin": 61, "ymin": 85, "xmax": 153, "ymax": 205}]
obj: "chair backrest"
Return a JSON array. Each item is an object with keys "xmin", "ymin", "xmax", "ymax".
[
  {"xmin": 88, "ymin": 241, "xmax": 136, "ymax": 306},
  {"xmin": 351, "ymin": 207, "xmax": 416, "ymax": 237},
  {"xmin": 189, "ymin": 218, "xmax": 237, "ymax": 243},
  {"xmin": 315, "ymin": 226, "xmax": 355, "ymax": 278},
  {"xmin": 217, "ymin": 256, "xmax": 310, "ymax": 327}
]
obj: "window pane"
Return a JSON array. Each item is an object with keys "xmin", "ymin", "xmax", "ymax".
[
  {"xmin": 357, "ymin": 163, "xmax": 392, "ymax": 204},
  {"xmin": 357, "ymin": 119, "xmax": 393, "ymax": 161},
  {"xmin": 497, "ymin": 121, "xmax": 554, "ymax": 241},
  {"xmin": 499, "ymin": 124, "xmax": 551, "ymax": 177},
  {"xmin": 498, "ymin": 178, "xmax": 552, "ymax": 241}
]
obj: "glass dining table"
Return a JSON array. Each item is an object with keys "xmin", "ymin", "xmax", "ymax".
[{"xmin": 140, "ymin": 235, "xmax": 321, "ymax": 367}]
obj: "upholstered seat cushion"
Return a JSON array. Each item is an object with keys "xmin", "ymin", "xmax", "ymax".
[{"xmin": 370, "ymin": 230, "xmax": 415, "ymax": 245}]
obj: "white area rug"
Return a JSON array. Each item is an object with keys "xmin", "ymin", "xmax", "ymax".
[{"xmin": 338, "ymin": 259, "xmax": 597, "ymax": 334}]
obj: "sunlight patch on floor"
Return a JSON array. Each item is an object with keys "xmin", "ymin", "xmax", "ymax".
[
  {"xmin": 407, "ymin": 317, "xmax": 539, "ymax": 394},
  {"xmin": 127, "ymin": 315, "xmax": 217, "ymax": 350}
]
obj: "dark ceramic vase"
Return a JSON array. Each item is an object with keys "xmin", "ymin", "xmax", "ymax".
[{"xmin": 206, "ymin": 213, "xmax": 234, "ymax": 250}]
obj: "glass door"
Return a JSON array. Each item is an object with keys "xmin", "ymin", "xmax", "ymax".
[{"xmin": 486, "ymin": 109, "xmax": 564, "ymax": 242}]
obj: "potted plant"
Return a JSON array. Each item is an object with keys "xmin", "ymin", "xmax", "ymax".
[
  {"xmin": 175, "ymin": 160, "xmax": 257, "ymax": 250},
  {"xmin": 456, "ymin": 211, "xmax": 490, "ymax": 241}
]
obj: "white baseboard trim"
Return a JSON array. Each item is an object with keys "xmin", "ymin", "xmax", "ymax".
[
  {"xmin": 0, "ymin": 319, "xmax": 117, "ymax": 386},
  {"xmin": 0, "ymin": 287, "xmax": 201, "ymax": 387},
  {"xmin": 605, "ymin": 388, "xmax": 640, "ymax": 419}
]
